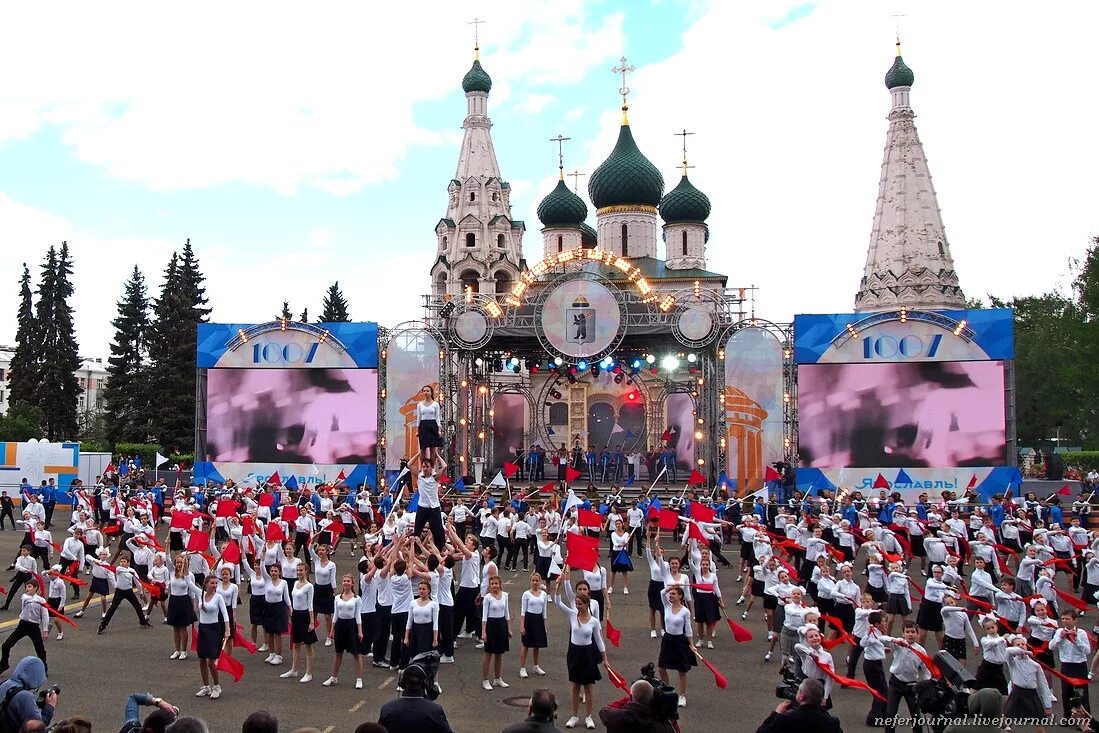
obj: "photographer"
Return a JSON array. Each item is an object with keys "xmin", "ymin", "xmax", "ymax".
[
  {"xmin": 500, "ymin": 689, "xmax": 559, "ymax": 733},
  {"xmin": 118, "ymin": 692, "xmax": 180, "ymax": 733},
  {"xmin": 378, "ymin": 661, "xmax": 453, "ymax": 733},
  {"xmin": 0, "ymin": 657, "xmax": 55, "ymax": 732},
  {"xmin": 755, "ymin": 679, "xmax": 843, "ymax": 733},
  {"xmin": 599, "ymin": 681, "xmax": 674, "ymax": 733}
]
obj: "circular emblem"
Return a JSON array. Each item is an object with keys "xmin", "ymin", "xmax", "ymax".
[
  {"xmin": 676, "ymin": 306, "xmax": 715, "ymax": 343},
  {"xmin": 535, "ymin": 275, "xmax": 625, "ymax": 362},
  {"xmin": 451, "ymin": 308, "xmax": 491, "ymax": 349}
]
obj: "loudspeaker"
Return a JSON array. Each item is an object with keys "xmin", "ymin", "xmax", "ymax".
[{"xmin": 934, "ymin": 650, "xmax": 976, "ymax": 690}]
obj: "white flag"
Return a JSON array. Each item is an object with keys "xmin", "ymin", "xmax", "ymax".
[
  {"xmin": 562, "ymin": 488, "xmax": 582, "ymax": 516},
  {"xmin": 155, "ymin": 452, "xmax": 168, "ymax": 468},
  {"xmin": 746, "ymin": 486, "xmax": 769, "ymax": 503},
  {"xmin": 547, "ymin": 554, "xmax": 563, "ymax": 578},
  {"xmin": 488, "ymin": 471, "xmax": 507, "ymax": 488}
]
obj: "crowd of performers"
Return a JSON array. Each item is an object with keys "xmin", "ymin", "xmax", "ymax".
[{"xmin": 4, "ymin": 463, "xmax": 1099, "ymax": 731}]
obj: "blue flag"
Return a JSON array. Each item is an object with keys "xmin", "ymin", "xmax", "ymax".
[
  {"xmin": 453, "ymin": 477, "xmax": 466, "ymax": 493},
  {"xmin": 598, "ymin": 503, "xmax": 609, "ymax": 516},
  {"xmin": 623, "ymin": 475, "xmax": 635, "ymax": 487},
  {"xmin": 285, "ymin": 475, "xmax": 299, "ymax": 491},
  {"xmin": 717, "ymin": 471, "xmax": 731, "ymax": 488},
  {"xmin": 408, "ymin": 491, "xmax": 420, "ymax": 512},
  {"xmin": 547, "ymin": 426, "xmax": 555, "ymax": 435},
  {"xmin": 614, "ymin": 549, "xmax": 630, "ymax": 567},
  {"xmin": 650, "ymin": 496, "xmax": 662, "ymax": 513},
  {"xmin": 894, "ymin": 469, "xmax": 914, "ymax": 486}
]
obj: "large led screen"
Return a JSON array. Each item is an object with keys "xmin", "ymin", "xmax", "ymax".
[
  {"xmin": 797, "ymin": 361, "xmax": 1006, "ymax": 468},
  {"xmin": 204, "ymin": 368, "xmax": 377, "ymax": 464}
]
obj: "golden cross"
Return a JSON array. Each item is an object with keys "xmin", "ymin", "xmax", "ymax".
[
  {"xmin": 469, "ymin": 17, "xmax": 486, "ymax": 57},
  {"xmin": 674, "ymin": 129, "xmax": 696, "ymax": 177}
]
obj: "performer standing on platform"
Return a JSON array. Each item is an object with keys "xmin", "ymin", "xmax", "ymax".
[{"xmin": 416, "ymin": 386, "xmax": 443, "ymax": 464}]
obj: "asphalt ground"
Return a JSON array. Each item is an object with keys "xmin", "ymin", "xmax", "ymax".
[{"xmin": 0, "ymin": 513, "xmax": 1089, "ymax": 732}]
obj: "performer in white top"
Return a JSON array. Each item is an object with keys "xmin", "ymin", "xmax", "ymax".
[
  {"xmin": 408, "ymin": 453, "xmax": 447, "ymax": 548},
  {"xmin": 415, "ymin": 386, "xmax": 443, "ymax": 463}
]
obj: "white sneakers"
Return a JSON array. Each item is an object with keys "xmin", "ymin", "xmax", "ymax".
[
  {"xmin": 565, "ymin": 717, "xmax": 579, "ymax": 729},
  {"xmin": 324, "ymin": 638, "xmax": 333, "ymax": 646},
  {"xmin": 170, "ymin": 651, "xmax": 181, "ymax": 660},
  {"xmin": 694, "ymin": 639, "xmax": 703, "ymax": 647},
  {"xmin": 678, "ymin": 695, "xmax": 687, "ymax": 708},
  {"xmin": 584, "ymin": 716, "xmax": 595, "ymax": 729},
  {"xmin": 209, "ymin": 685, "xmax": 222, "ymax": 700},
  {"xmin": 475, "ymin": 641, "xmax": 485, "ymax": 649},
  {"xmin": 519, "ymin": 668, "xmax": 529, "ymax": 679},
  {"xmin": 736, "ymin": 595, "xmax": 746, "ymax": 605},
  {"xmin": 323, "ymin": 676, "xmax": 338, "ymax": 686},
  {"xmin": 270, "ymin": 655, "xmax": 283, "ymax": 665},
  {"xmin": 622, "ymin": 587, "xmax": 629, "ymax": 595},
  {"xmin": 532, "ymin": 665, "xmax": 545, "ymax": 676},
  {"xmin": 73, "ymin": 610, "xmax": 84, "ymax": 618},
  {"xmin": 280, "ymin": 669, "xmax": 300, "ymax": 679},
  {"xmin": 650, "ymin": 629, "xmax": 657, "ymax": 638},
  {"xmin": 179, "ymin": 652, "xmax": 188, "ymax": 661},
  {"xmin": 741, "ymin": 611, "xmax": 748, "ymax": 619},
  {"xmin": 707, "ymin": 640, "xmax": 715, "ymax": 649},
  {"xmin": 300, "ymin": 674, "xmax": 312, "ymax": 683},
  {"xmin": 764, "ymin": 651, "xmax": 773, "ymax": 662},
  {"xmin": 55, "ymin": 632, "xmax": 63, "ymax": 641},
  {"xmin": 355, "ymin": 678, "xmax": 363, "ymax": 689},
  {"xmin": 195, "ymin": 686, "xmax": 210, "ymax": 697},
  {"xmin": 258, "ymin": 643, "xmax": 269, "ymax": 652},
  {"xmin": 493, "ymin": 678, "xmax": 509, "ymax": 688},
  {"xmin": 606, "ymin": 587, "xmax": 612, "ymax": 595},
  {"xmin": 440, "ymin": 655, "xmax": 455, "ymax": 663},
  {"xmin": 264, "ymin": 653, "xmax": 275, "ymax": 664},
  {"xmin": 482, "ymin": 680, "xmax": 493, "ymax": 691}
]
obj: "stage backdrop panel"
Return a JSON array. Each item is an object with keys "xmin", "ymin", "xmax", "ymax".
[
  {"xmin": 665, "ymin": 393, "xmax": 696, "ymax": 472},
  {"xmin": 798, "ymin": 360, "xmax": 1007, "ymax": 469},
  {"xmin": 724, "ymin": 327, "xmax": 784, "ymax": 493},
  {"xmin": 492, "ymin": 393, "xmax": 527, "ymax": 467},
  {"xmin": 0, "ymin": 441, "xmax": 79, "ymax": 494},
  {"xmin": 384, "ymin": 329, "xmax": 441, "ymax": 471}
]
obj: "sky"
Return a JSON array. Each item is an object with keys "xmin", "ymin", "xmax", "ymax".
[{"xmin": 1, "ymin": 0, "xmax": 1097, "ymax": 357}]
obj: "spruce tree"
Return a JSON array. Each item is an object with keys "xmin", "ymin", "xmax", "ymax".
[
  {"xmin": 8, "ymin": 263, "xmax": 42, "ymax": 410},
  {"xmin": 147, "ymin": 240, "xmax": 210, "ymax": 453},
  {"xmin": 104, "ymin": 265, "xmax": 151, "ymax": 443},
  {"xmin": 37, "ymin": 243, "xmax": 81, "ymax": 440},
  {"xmin": 280, "ymin": 301, "xmax": 293, "ymax": 321},
  {"xmin": 299, "ymin": 307, "xmax": 309, "ymax": 323},
  {"xmin": 320, "ymin": 281, "xmax": 351, "ymax": 322}
]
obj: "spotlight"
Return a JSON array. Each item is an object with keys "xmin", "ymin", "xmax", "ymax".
[
  {"xmin": 530, "ymin": 364, "xmax": 540, "ymax": 375},
  {"xmin": 512, "ymin": 364, "xmax": 521, "ymax": 374},
  {"xmin": 508, "ymin": 357, "xmax": 519, "ymax": 367},
  {"xmin": 661, "ymin": 355, "xmax": 680, "ymax": 371},
  {"xmin": 601, "ymin": 356, "xmax": 614, "ymax": 367},
  {"xmin": 686, "ymin": 353, "xmax": 697, "ymax": 363},
  {"xmin": 614, "ymin": 373, "xmax": 624, "ymax": 385},
  {"xmin": 590, "ymin": 364, "xmax": 600, "ymax": 376},
  {"xmin": 440, "ymin": 301, "xmax": 456, "ymax": 318},
  {"xmin": 577, "ymin": 360, "xmax": 588, "ymax": 371},
  {"xmin": 567, "ymin": 374, "xmax": 576, "ymax": 384},
  {"xmin": 550, "ymin": 390, "xmax": 562, "ymax": 400},
  {"xmin": 627, "ymin": 391, "xmax": 638, "ymax": 401},
  {"xmin": 474, "ymin": 357, "xmax": 484, "ymax": 366},
  {"xmin": 554, "ymin": 357, "xmax": 563, "ymax": 366},
  {"xmin": 630, "ymin": 357, "xmax": 642, "ymax": 370},
  {"xmin": 646, "ymin": 354, "xmax": 656, "ymax": 364}
]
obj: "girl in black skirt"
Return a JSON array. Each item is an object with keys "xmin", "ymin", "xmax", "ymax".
[
  {"xmin": 147, "ymin": 553, "xmax": 170, "ymax": 624},
  {"xmin": 165, "ymin": 555, "xmax": 200, "ymax": 660},
  {"xmin": 939, "ymin": 592, "xmax": 979, "ymax": 661},
  {"xmin": 404, "ymin": 578, "xmax": 439, "ymax": 664},
  {"xmin": 975, "ymin": 615, "xmax": 1010, "ymax": 694},
  {"xmin": 1024, "ymin": 599, "xmax": 1059, "ymax": 677},
  {"xmin": 74, "ymin": 547, "xmax": 112, "ymax": 620},
  {"xmin": 215, "ymin": 566, "xmax": 239, "ymax": 652},
  {"xmin": 415, "ymin": 386, "xmax": 443, "ymax": 463},
  {"xmin": 480, "ymin": 575, "xmax": 511, "ymax": 691},
  {"xmin": 553, "ymin": 577, "xmax": 608, "ymax": 729},
  {"xmin": 260, "ymin": 562, "xmax": 291, "ymax": 666},
  {"xmin": 658, "ymin": 586, "xmax": 696, "ymax": 708},
  {"xmin": 691, "ymin": 557, "xmax": 723, "ymax": 649},
  {"xmin": 608, "ymin": 521, "xmax": 632, "ymax": 595},
  {"xmin": 324, "ymin": 574, "xmax": 364, "ymax": 688},
  {"xmin": 194, "ymin": 576, "xmax": 231, "ymax": 700},
  {"xmin": 916, "ymin": 565, "xmax": 950, "ymax": 648},
  {"xmin": 518, "ymin": 573, "xmax": 548, "ymax": 679},
  {"xmin": 283, "ymin": 563, "xmax": 317, "ymax": 683},
  {"xmin": 308, "ymin": 543, "xmax": 337, "ymax": 645},
  {"xmin": 1003, "ymin": 636, "xmax": 1054, "ymax": 723},
  {"xmin": 242, "ymin": 557, "xmax": 268, "ymax": 650}
]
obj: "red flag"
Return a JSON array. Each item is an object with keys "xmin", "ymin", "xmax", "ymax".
[
  {"xmin": 687, "ymin": 470, "xmax": 705, "ymax": 487},
  {"xmin": 102, "ymin": 523, "xmax": 122, "ymax": 536},
  {"xmin": 191, "ymin": 626, "xmax": 199, "ymax": 651},
  {"xmin": 564, "ymin": 466, "xmax": 582, "ymax": 483},
  {"xmin": 1058, "ymin": 484, "xmax": 1073, "ymax": 496},
  {"xmin": 604, "ymin": 662, "xmax": 631, "ymax": 693},
  {"xmin": 965, "ymin": 475, "xmax": 978, "ymax": 490},
  {"xmin": 241, "ymin": 516, "xmax": 255, "ymax": 537},
  {"xmin": 1054, "ymin": 586, "xmax": 1088, "ymax": 611},
  {"xmin": 216, "ymin": 651, "xmax": 245, "ymax": 683},
  {"xmin": 258, "ymin": 493, "xmax": 275, "ymax": 508},
  {"xmin": 48, "ymin": 570, "xmax": 87, "ymax": 587},
  {"xmin": 658, "ymin": 510, "xmax": 679, "ymax": 531},
  {"xmin": 692, "ymin": 649, "xmax": 728, "ymax": 689},
  {"xmin": 727, "ymin": 618, "xmax": 753, "ymax": 643},
  {"xmin": 687, "ymin": 520, "xmax": 707, "ymax": 543},
  {"xmin": 647, "ymin": 506, "xmax": 661, "ymax": 520},
  {"xmin": 605, "ymin": 620, "xmax": 622, "ymax": 647},
  {"xmin": 815, "ymin": 661, "xmax": 887, "ymax": 702},
  {"xmin": 577, "ymin": 509, "xmax": 602, "ymax": 528},
  {"xmin": 266, "ymin": 472, "xmax": 283, "ymax": 487},
  {"xmin": 234, "ymin": 624, "xmax": 258, "ymax": 654},
  {"xmin": 187, "ymin": 531, "xmax": 210, "ymax": 553},
  {"xmin": 221, "ymin": 541, "xmax": 242, "ymax": 565},
  {"xmin": 335, "ymin": 469, "xmax": 347, "ymax": 482},
  {"xmin": 565, "ymin": 533, "xmax": 600, "ymax": 571},
  {"xmin": 281, "ymin": 505, "xmax": 300, "ymax": 524},
  {"xmin": 170, "ymin": 511, "xmax": 195, "ymax": 530},
  {"xmin": 1036, "ymin": 657, "xmax": 1089, "ymax": 687},
  {"xmin": 216, "ymin": 500, "xmax": 239, "ymax": 519},
  {"xmin": 38, "ymin": 601, "xmax": 78, "ymax": 629},
  {"xmin": 692, "ymin": 583, "xmax": 715, "ymax": 593},
  {"xmin": 503, "ymin": 462, "xmax": 520, "ymax": 478},
  {"xmin": 266, "ymin": 522, "xmax": 285, "ymax": 542},
  {"xmin": 539, "ymin": 481, "xmax": 556, "ymax": 494},
  {"xmin": 764, "ymin": 465, "xmax": 781, "ymax": 483},
  {"xmin": 873, "ymin": 474, "xmax": 890, "ymax": 490},
  {"xmin": 692, "ymin": 503, "xmax": 716, "ymax": 524}
]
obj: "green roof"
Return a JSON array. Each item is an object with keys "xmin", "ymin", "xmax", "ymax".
[
  {"xmin": 579, "ymin": 256, "xmax": 726, "ymax": 284},
  {"xmin": 588, "ymin": 124, "xmax": 664, "ymax": 208},
  {"xmin": 580, "ymin": 222, "xmax": 598, "ymax": 247},
  {"xmin": 463, "ymin": 59, "xmax": 492, "ymax": 94},
  {"xmin": 537, "ymin": 179, "xmax": 588, "ymax": 227},
  {"xmin": 885, "ymin": 53, "xmax": 914, "ymax": 89},
  {"xmin": 659, "ymin": 174, "xmax": 711, "ymax": 224}
]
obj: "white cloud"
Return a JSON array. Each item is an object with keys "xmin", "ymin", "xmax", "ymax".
[
  {"xmin": 516, "ymin": 94, "xmax": 556, "ymax": 115},
  {"xmin": 0, "ymin": 1, "xmax": 623, "ymax": 196}
]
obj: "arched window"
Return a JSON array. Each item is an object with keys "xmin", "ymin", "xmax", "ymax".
[
  {"xmin": 459, "ymin": 270, "xmax": 480, "ymax": 293},
  {"xmin": 621, "ymin": 223, "xmax": 628, "ymax": 256},
  {"xmin": 682, "ymin": 230, "xmax": 688, "ymax": 256},
  {"xmin": 557, "ymin": 235, "xmax": 563, "ymax": 253},
  {"xmin": 495, "ymin": 271, "xmax": 512, "ymax": 295},
  {"xmin": 470, "ymin": 192, "xmax": 476, "ymax": 202},
  {"xmin": 937, "ymin": 240, "xmax": 944, "ymax": 255},
  {"xmin": 466, "ymin": 233, "xmax": 476, "ymax": 248},
  {"xmin": 442, "ymin": 235, "xmax": 448, "ymax": 248},
  {"xmin": 492, "ymin": 192, "xmax": 498, "ymax": 202},
  {"xmin": 497, "ymin": 233, "xmax": 505, "ymax": 248}
]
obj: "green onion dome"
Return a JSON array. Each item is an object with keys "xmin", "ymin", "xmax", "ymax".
[
  {"xmin": 463, "ymin": 59, "xmax": 492, "ymax": 94},
  {"xmin": 580, "ymin": 222, "xmax": 598, "ymax": 248},
  {"xmin": 587, "ymin": 124, "xmax": 664, "ymax": 208},
  {"xmin": 885, "ymin": 42, "xmax": 914, "ymax": 89},
  {"xmin": 537, "ymin": 179, "xmax": 588, "ymax": 227},
  {"xmin": 659, "ymin": 174, "xmax": 711, "ymax": 223}
]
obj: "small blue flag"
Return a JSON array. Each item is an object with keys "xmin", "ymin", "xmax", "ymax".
[
  {"xmin": 598, "ymin": 503, "xmax": 609, "ymax": 515},
  {"xmin": 894, "ymin": 469, "xmax": 914, "ymax": 486},
  {"xmin": 623, "ymin": 475, "xmax": 635, "ymax": 487},
  {"xmin": 408, "ymin": 491, "xmax": 420, "ymax": 512},
  {"xmin": 614, "ymin": 549, "xmax": 630, "ymax": 567},
  {"xmin": 453, "ymin": 477, "xmax": 466, "ymax": 493},
  {"xmin": 547, "ymin": 426, "xmax": 556, "ymax": 435},
  {"xmin": 650, "ymin": 496, "xmax": 662, "ymax": 512},
  {"xmin": 717, "ymin": 471, "xmax": 731, "ymax": 488},
  {"xmin": 285, "ymin": 475, "xmax": 299, "ymax": 491}
]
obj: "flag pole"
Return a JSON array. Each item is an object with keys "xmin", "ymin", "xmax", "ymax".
[{"xmin": 641, "ymin": 466, "xmax": 667, "ymax": 499}]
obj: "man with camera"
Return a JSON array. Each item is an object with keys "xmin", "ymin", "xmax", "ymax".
[
  {"xmin": 378, "ymin": 656, "xmax": 453, "ymax": 733},
  {"xmin": 755, "ymin": 678, "xmax": 843, "ymax": 733},
  {"xmin": 599, "ymin": 680, "xmax": 675, "ymax": 733},
  {"xmin": 500, "ymin": 689, "xmax": 559, "ymax": 733},
  {"xmin": 0, "ymin": 657, "xmax": 55, "ymax": 732}
]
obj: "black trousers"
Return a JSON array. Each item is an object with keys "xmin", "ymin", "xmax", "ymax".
[
  {"xmin": 101, "ymin": 588, "xmax": 145, "ymax": 630},
  {"xmin": 630, "ymin": 530, "xmax": 644, "ymax": 557},
  {"xmin": 293, "ymin": 531, "xmax": 310, "ymax": 560},
  {"xmin": 372, "ymin": 605, "xmax": 391, "ymax": 660},
  {"xmin": 413, "ymin": 506, "xmax": 445, "ymax": 549},
  {"xmin": 1062, "ymin": 661, "xmax": 1090, "ymax": 720},
  {"xmin": 2, "ymin": 573, "xmax": 31, "ymax": 610},
  {"xmin": 864, "ymin": 659, "xmax": 887, "ymax": 726},
  {"xmin": 847, "ymin": 637, "xmax": 864, "ymax": 677},
  {"xmin": 438, "ymin": 604, "xmax": 455, "ymax": 656},
  {"xmin": 708, "ymin": 540, "xmax": 732, "ymax": 567},
  {"xmin": 389, "ymin": 611, "xmax": 408, "ymax": 669},
  {"xmin": 455, "ymin": 522, "xmax": 469, "ymax": 540},
  {"xmin": 0, "ymin": 620, "xmax": 47, "ymax": 672},
  {"xmin": 358, "ymin": 612, "xmax": 378, "ymax": 656},
  {"xmin": 497, "ymin": 537, "xmax": 512, "ymax": 567},
  {"xmin": 44, "ymin": 501, "xmax": 56, "ymax": 528},
  {"xmin": 454, "ymin": 586, "xmax": 479, "ymax": 636},
  {"xmin": 0, "ymin": 508, "xmax": 12, "ymax": 529},
  {"xmin": 884, "ymin": 676, "xmax": 922, "ymax": 733}
]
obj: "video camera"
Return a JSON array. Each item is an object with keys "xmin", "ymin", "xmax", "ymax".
[
  {"xmin": 914, "ymin": 651, "xmax": 974, "ymax": 732},
  {"xmin": 774, "ymin": 665, "xmax": 804, "ymax": 702},
  {"xmin": 37, "ymin": 684, "xmax": 60, "ymax": 709},
  {"xmin": 402, "ymin": 651, "xmax": 442, "ymax": 701},
  {"xmin": 639, "ymin": 663, "xmax": 680, "ymax": 725}
]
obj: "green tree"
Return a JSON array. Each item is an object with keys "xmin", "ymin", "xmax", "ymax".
[
  {"xmin": 320, "ymin": 281, "xmax": 350, "ymax": 322},
  {"xmin": 0, "ymin": 402, "xmax": 45, "ymax": 442},
  {"xmin": 280, "ymin": 301, "xmax": 293, "ymax": 321},
  {"xmin": 36, "ymin": 243, "xmax": 81, "ymax": 440},
  {"xmin": 8, "ymin": 263, "xmax": 41, "ymax": 409},
  {"xmin": 104, "ymin": 265, "xmax": 151, "ymax": 443},
  {"xmin": 299, "ymin": 307, "xmax": 309, "ymax": 323},
  {"xmin": 147, "ymin": 241, "xmax": 210, "ymax": 454}
]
